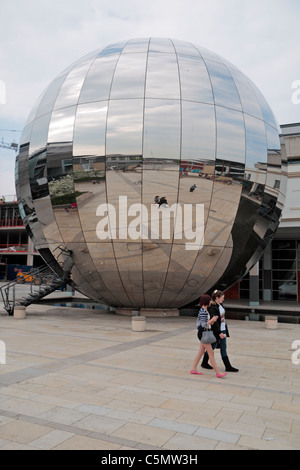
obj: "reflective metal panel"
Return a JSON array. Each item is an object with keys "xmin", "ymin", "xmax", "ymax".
[
  {"xmin": 122, "ymin": 38, "xmax": 150, "ymax": 53},
  {"xmin": 161, "ymin": 243, "xmax": 199, "ymax": 302},
  {"xmin": 78, "ymin": 55, "xmax": 119, "ymax": 104},
  {"xmin": 48, "ymin": 106, "xmax": 76, "ymax": 143},
  {"xmin": 177, "ymin": 160, "xmax": 213, "ymax": 249},
  {"xmin": 54, "ymin": 61, "xmax": 92, "ymax": 110},
  {"xmin": 71, "ymin": 264, "xmax": 110, "ymax": 304},
  {"xmin": 205, "ymin": 162, "xmax": 242, "ymax": 247},
  {"xmin": 142, "ymin": 169, "xmax": 179, "ymax": 245},
  {"xmin": 113, "ymin": 242, "xmax": 144, "ymax": 306},
  {"xmin": 216, "ymin": 107, "xmax": 245, "ymax": 163},
  {"xmin": 29, "ymin": 148, "xmax": 49, "ymax": 200},
  {"xmin": 97, "ymin": 41, "xmax": 126, "ymax": 57},
  {"xmin": 265, "ymin": 123, "xmax": 281, "ymax": 150},
  {"xmin": 24, "ymin": 91, "xmax": 45, "ymax": 127},
  {"xmin": 20, "ymin": 123, "xmax": 33, "ymax": 146},
  {"xmin": 173, "ymin": 39, "xmax": 200, "ymax": 56},
  {"xmin": 149, "ymin": 37, "xmax": 175, "ymax": 53},
  {"xmin": 205, "ymin": 59, "xmax": 242, "ymax": 111},
  {"xmin": 194, "ymin": 45, "xmax": 223, "ymax": 62},
  {"xmin": 106, "ymin": 162, "xmax": 143, "ymax": 234},
  {"xmin": 88, "ymin": 241, "xmax": 134, "ymax": 306},
  {"xmin": 29, "ymin": 114, "xmax": 51, "ymax": 156},
  {"xmin": 73, "ymin": 102, "xmax": 108, "ymax": 156},
  {"xmin": 244, "ymin": 114, "xmax": 267, "ymax": 169},
  {"xmin": 143, "ymin": 99, "xmax": 181, "ymax": 159},
  {"xmin": 166, "ymin": 246, "xmax": 226, "ymax": 308},
  {"xmin": 106, "ymin": 99, "xmax": 144, "ymax": 156},
  {"xmin": 252, "ymin": 83, "xmax": 279, "ymax": 129},
  {"xmin": 35, "ymin": 74, "xmax": 67, "ymax": 118},
  {"xmin": 46, "ymin": 143, "xmax": 76, "ymax": 254},
  {"xmin": 198, "ymin": 246, "xmax": 233, "ymax": 296},
  {"xmin": 75, "ymin": 155, "xmax": 106, "ymax": 244},
  {"xmin": 229, "ymin": 68, "xmax": 263, "ymax": 120},
  {"xmin": 110, "ymin": 53, "xmax": 147, "ymax": 99},
  {"xmin": 142, "ymin": 243, "xmax": 172, "ymax": 307},
  {"xmin": 181, "ymin": 102, "xmax": 215, "ymax": 160},
  {"xmin": 34, "ymin": 195, "xmax": 63, "ymax": 247},
  {"xmin": 17, "ymin": 144, "xmax": 48, "ymax": 250},
  {"xmin": 16, "ymin": 145, "xmax": 34, "ymax": 227},
  {"xmin": 208, "ymin": 195, "xmax": 262, "ymax": 291},
  {"xmin": 178, "ymin": 55, "xmax": 214, "ymax": 104},
  {"xmin": 145, "ymin": 53, "xmax": 180, "ymax": 99}
]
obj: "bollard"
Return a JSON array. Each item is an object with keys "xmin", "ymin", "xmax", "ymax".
[
  {"xmin": 132, "ymin": 315, "xmax": 146, "ymax": 332},
  {"xmin": 14, "ymin": 305, "xmax": 26, "ymax": 319},
  {"xmin": 265, "ymin": 315, "xmax": 278, "ymax": 330}
]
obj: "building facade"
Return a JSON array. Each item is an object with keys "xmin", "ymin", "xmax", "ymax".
[
  {"xmin": 0, "ymin": 198, "xmax": 41, "ymax": 280},
  {"xmin": 227, "ymin": 123, "xmax": 300, "ymax": 303}
]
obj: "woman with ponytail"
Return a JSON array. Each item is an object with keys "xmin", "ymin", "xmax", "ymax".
[{"xmin": 201, "ymin": 290, "xmax": 239, "ymax": 373}]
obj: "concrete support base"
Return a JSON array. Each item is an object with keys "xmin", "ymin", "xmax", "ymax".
[
  {"xmin": 115, "ymin": 308, "xmax": 179, "ymax": 317},
  {"xmin": 132, "ymin": 316, "xmax": 146, "ymax": 332},
  {"xmin": 265, "ymin": 316, "xmax": 278, "ymax": 330},
  {"xmin": 140, "ymin": 308, "xmax": 179, "ymax": 317},
  {"xmin": 14, "ymin": 306, "xmax": 26, "ymax": 319},
  {"xmin": 115, "ymin": 308, "xmax": 135, "ymax": 316}
]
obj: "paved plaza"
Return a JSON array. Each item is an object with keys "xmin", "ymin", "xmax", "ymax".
[{"xmin": 0, "ymin": 298, "xmax": 300, "ymax": 450}]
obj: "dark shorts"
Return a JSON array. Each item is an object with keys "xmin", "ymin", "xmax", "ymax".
[{"xmin": 197, "ymin": 327, "xmax": 203, "ymax": 341}]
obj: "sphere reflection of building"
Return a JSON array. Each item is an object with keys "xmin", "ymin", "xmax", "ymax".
[{"xmin": 15, "ymin": 38, "xmax": 286, "ymax": 311}]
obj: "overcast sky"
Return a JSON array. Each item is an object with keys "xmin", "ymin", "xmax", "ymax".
[{"xmin": 0, "ymin": 0, "xmax": 299, "ymax": 196}]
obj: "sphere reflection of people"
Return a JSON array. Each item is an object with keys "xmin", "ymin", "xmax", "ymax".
[{"xmin": 158, "ymin": 196, "xmax": 168, "ymax": 208}]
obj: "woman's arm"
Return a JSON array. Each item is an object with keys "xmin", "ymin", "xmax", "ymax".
[{"xmin": 207, "ymin": 315, "xmax": 218, "ymax": 326}]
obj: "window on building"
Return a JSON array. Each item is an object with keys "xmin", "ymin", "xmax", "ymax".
[
  {"xmin": 272, "ymin": 239, "xmax": 297, "ymax": 301},
  {"xmin": 62, "ymin": 158, "xmax": 73, "ymax": 174},
  {"xmin": 239, "ymin": 259, "xmax": 263, "ymax": 300}
]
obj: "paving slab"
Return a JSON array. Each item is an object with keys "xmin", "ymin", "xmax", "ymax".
[{"xmin": 0, "ymin": 304, "xmax": 300, "ymax": 450}]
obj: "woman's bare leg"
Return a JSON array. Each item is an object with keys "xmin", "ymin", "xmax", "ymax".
[
  {"xmin": 205, "ymin": 344, "xmax": 222, "ymax": 375},
  {"xmin": 191, "ymin": 343, "xmax": 205, "ymax": 371}
]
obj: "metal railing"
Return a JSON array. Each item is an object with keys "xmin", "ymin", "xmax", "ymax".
[
  {"xmin": 0, "ymin": 219, "xmax": 24, "ymax": 227},
  {"xmin": 0, "ymin": 246, "xmax": 74, "ymax": 315},
  {"xmin": 0, "ymin": 244, "xmax": 28, "ymax": 252}
]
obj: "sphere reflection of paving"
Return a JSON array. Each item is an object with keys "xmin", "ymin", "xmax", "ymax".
[{"xmin": 16, "ymin": 38, "xmax": 286, "ymax": 310}]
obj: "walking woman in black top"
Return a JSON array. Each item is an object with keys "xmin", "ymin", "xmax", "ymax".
[{"xmin": 201, "ymin": 290, "xmax": 239, "ymax": 372}]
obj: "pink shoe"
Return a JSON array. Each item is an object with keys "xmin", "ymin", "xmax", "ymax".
[
  {"xmin": 190, "ymin": 370, "xmax": 203, "ymax": 375},
  {"xmin": 216, "ymin": 373, "xmax": 227, "ymax": 378}
]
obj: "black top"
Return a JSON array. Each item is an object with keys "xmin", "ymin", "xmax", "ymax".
[{"xmin": 207, "ymin": 301, "xmax": 230, "ymax": 340}]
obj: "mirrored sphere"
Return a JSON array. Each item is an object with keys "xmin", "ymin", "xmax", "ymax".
[{"xmin": 16, "ymin": 38, "xmax": 286, "ymax": 309}]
